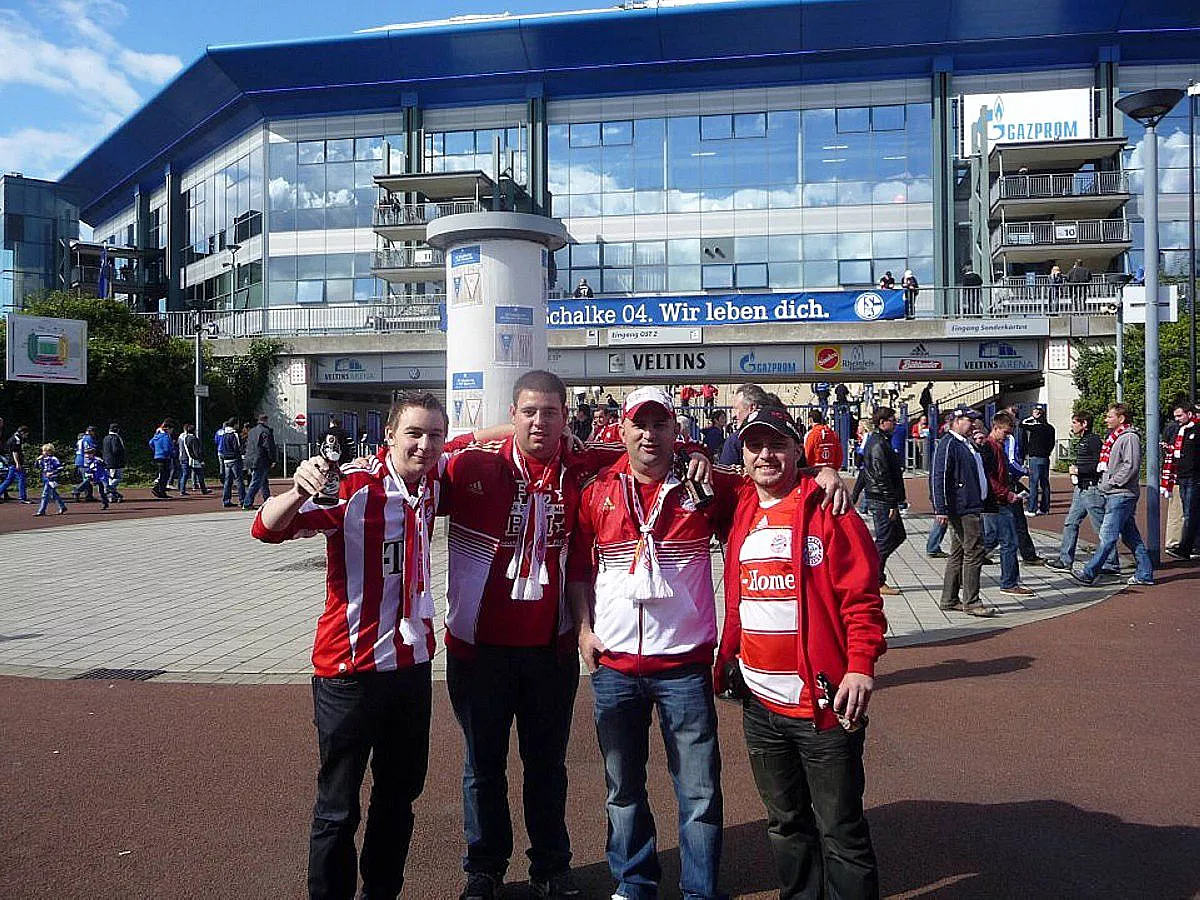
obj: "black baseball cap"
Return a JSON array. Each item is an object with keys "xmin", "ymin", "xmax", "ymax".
[{"xmin": 738, "ymin": 404, "xmax": 803, "ymax": 443}]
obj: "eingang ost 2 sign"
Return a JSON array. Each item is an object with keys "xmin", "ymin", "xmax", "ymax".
[
  {"xmin": 5, "ymin": 314, "xmax": 88, "ymax": 384},
  {"xmin": 547, "ymin": 290, "xmax": 904, "ymax": 329}
]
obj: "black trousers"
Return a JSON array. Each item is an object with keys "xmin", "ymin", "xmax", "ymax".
[
  {"xmin": 742, "ymin": 697, "xmax": 879, "ymax": 900},
  {"xmin": 152, "ymin": 458, "xmax": 172, "ymax": 494},
  {"xmin": 309, "ymin": 665, "xmax": 432, "ymax": 900}
]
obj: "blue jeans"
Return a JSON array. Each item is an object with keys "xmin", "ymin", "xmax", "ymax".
[
  {"xmin": 925, "ymin": 517, "xmax": 947, "ymax": 554},
  {"xmin": 742, "ymin": 698, "xmax": 878, "ymax": 900},
  {"xmin": 108, "ymin": 468, "xmax": 123, "ymax": 496},
  {"xmin": 1081, "ymin": 493, "xmax": 1153, "ymax": 583},
  {"xmin": 0, "ymin": 466, "xmax": 28, "ymax": 500},
  {"xmin": 1059, "ymin": 486, "xmax": 1119, "ymax": 571},
  {"xmin": 37, "ymin": 482, "xmax": 67, "ymax": 514},
  {"xmin": 221, "ymin": 458, "xmax": 245, "ymax": 506},
  {"xmin": 591, "ymin": 664, "xmax": 722, "ymax": 900},
  {"xmin": 866, "ymin": 500, "xmax": 906, "ymax": 585},
  {"xmin": 986, "ymin": 504, "xmax": 1019, "ymax": 588},
  {"xmin": 446, "ymin": 646, "xmax": 578, "ymax": 881},
  {"xmin": 1027, "ymin": 456, "xmax": 1051, "ymax": 514},
  {"xmin": 179, "ymin": 462, "xmax": 208, "ymax": 494},
  {"xmin": 244, "ymin": 460, "xmax": 272, "ymax": 508}
]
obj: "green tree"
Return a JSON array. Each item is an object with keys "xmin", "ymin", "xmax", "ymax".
[
  {"xmin": 1073, "ymin": 312, "xmax": 1195, "ymax": 433},
  {"xmin": 0, "ymin": 294, "xmax": 283, "ymax": 477}
]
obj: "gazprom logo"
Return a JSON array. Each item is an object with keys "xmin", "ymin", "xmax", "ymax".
[{"xmin": 988, "ymin": 93, "xmax": 1079, "ymax": 143}]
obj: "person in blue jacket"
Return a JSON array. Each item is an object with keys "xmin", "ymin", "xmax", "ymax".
[
  {"xmin": 148, "ymin": 420, "xmax": 175, "ymax": 500},
  {"xmin": 81, "ymin": 447, "xmax": 113, "ymax": 510},
  {"xmin": 34, "ymin": 443, "xmax": 69, "ymax": 516},
  {"xmin": 72, "ymin": 425, "xmax": 98, "ymax": 502}
]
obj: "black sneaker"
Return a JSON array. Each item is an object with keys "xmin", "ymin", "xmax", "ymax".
[
  {"xmin": 530, "ymin": 871, "xmax": 582, "ymax": 899},
  {"xmin": 927, "ymin": 550, "xmax": 948, "ymax": 559},
  {"xmin": 1164, "ymin": 547, "xmax": 1189, "ymax": 561},
  {"xmin": 1043, "ymin": 557, "xmax": 1068, "ymax": 570},
  {"xmin": 460, "ymin": 872, "xmax": 500, "ymax": 900}
]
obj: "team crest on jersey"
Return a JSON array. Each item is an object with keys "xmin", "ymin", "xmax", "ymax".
[
  {"xmin": 601, "ymin": 497, "xmax": 616, "ymax": 513},
  {"xmin": 804, "ymin": 536, "xmax": 824, "ymax": 567},
  {"xmin": 771, "ymin": 532, "xmax": 789, "ymax": 555},
  {"xmin": 467, "ymin": 480, "xmax": 485, "ymax": 495},
  {"xmin": 678, "ymin": 494, "xmax": 698, "ymax": 513}
]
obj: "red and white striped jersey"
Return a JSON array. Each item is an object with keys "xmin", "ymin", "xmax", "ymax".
[
  {"xmin": 590, "ymin": 422, "xmax": 621, "ymax": 444},
  {"xmin": 251, "ymin": 450, "xmax": 445, "ymax": 677}
]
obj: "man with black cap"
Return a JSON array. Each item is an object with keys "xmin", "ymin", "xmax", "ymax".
[
  {"xmin": 929, "ymin": 406, "xmax": 996, "ymax": 616},
  {"xmin": 715, "ymin": 401, "xmax": 886, "ymax": 899}
]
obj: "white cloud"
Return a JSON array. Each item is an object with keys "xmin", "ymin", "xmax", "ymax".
[{"xmin": 0, "ymin": 1, "xmax": 183, "ymax": 178}]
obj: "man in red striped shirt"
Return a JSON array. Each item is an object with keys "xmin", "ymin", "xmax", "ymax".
[
  {"xmin": 251, "ymin": 392, "xmax": 454, "ymax": 900},
  {"xmin": 715, "ymin": 402, "xmax": 887, "ymax": 899}
]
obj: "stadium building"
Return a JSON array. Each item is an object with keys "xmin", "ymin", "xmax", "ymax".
[{"xmin": 51, "ymin": 0, "xmax": 1200, "ymax": 446}]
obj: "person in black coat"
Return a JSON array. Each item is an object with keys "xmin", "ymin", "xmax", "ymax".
[
  {"xmin": 853, "ymin": 406, "xmax": 907, "ymax": 594},
  {"xmin": 101, "ymin": 423, "xmax": 127, "ymax": 502}
]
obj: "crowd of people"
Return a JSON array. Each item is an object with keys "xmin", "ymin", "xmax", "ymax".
[{"xmin": 250, "ymin": 374, "xmax": 883, "ymax": 900}]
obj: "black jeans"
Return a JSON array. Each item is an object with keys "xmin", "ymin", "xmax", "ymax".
[
  {"xmin": 742, "ymin": 698, "xmax": 878, "ymax": 900},
  {"xmin": 309, "ymin": 665, "xmax": 432, "ymax": 900},
  {"xmin": 446, "ymin": 645, "xmax": 579, "ymax": 881},
  {"xmin": 152, "ymin": 458, "xmax": 172, "ymax": 494},
  {"xmin": 866, "ymin": 500, "xmax": 906, "ymax": 585}
]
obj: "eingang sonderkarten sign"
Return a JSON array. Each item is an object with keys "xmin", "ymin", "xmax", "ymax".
[{"xmin": 546, "ymin": 290, "xmax": 904, "ymax": 329}]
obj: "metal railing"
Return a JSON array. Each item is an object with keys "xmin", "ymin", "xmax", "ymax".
[
  {"xmin": 71, "ymin": 265, "xmax": 168, "ymax": 291},
  {"xmin": 993, "ymin": 171, "xmax": 1128, "ymax": 203},
  {"xmin": 914, "ymin": 283, "xmax": 1120, "ymax": 317},
  {"xmin": 371, "ymin": 247, "xmax": 445, "ymax": 270},
  {"xmin": 991, "ymin": 219, "xmax": 1131, "ymax": 252},
  {"xmin": 140, "ymin": 298, "xmax": 444, "ymax": 338},
  {"xmin": 373, "ymin": 201, "xmax": 484, "ymax": 229}
]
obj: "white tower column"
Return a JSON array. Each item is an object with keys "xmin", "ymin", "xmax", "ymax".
[{"xmin": 426, "ymin": 212, "xmax": 568, "ymax": 435}]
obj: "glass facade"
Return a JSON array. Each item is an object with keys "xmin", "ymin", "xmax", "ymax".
[
  {"xmin": 424, "ymin": 126, "xmax": 525, "ymax": 183},
  {"xmin": 547, "ymin": 102, "xmax": 933, "ymax": 294},
  {"xmin": 0, "ymin": 176, "xmax": 79, "ymax": 310},
  {"xmin": 183, "ymin": 147, "xmax": 264, "ymax": 260}
]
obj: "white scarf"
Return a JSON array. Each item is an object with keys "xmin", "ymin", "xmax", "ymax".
[
  {"xmin": 618, "ymin": 470, "xmax": 680, "ymax": 602},
  {"xmin": 506, "ymin": 445, "xmax": 561, "ymax": 601},
  {"xmin": 388, "ymin": 458, "xmax": 435, "ymax": 621}
]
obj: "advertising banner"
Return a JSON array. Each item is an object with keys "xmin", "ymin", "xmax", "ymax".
[
  {"xmin": 547, "ymin": 289, "xmax": 903, "ymax": 329},
  {"xmin": 5, "ymin": 314, "xmax": 88, "ymax": 384},
  {"xmin": 961, "ymin": 88, "xmax": 1093, "ymax": 155}
]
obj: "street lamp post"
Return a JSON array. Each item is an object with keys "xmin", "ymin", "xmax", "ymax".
[
  {"xmin": 1116, "ymin": 87, "xmax": 1185, "ymax": 566},
  {"xmin": 1188, "ymin": 81, "xmax": 1199, "ymax": 405},
  {"xmin": 224, "ymin": 242, "xmax": 242, "ymax": 310},
  {"xmin": 193, "ymin": 318, "xmax": 218, "ymax": 439}
]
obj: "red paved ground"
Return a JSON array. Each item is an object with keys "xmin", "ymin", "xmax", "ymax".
[{"xmin": 2, "ymin": 472, "xmax": 1195, "ymax": 898}]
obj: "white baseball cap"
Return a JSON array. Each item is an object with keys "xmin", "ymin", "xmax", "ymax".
[{"xmin": 622, "ymin": 386, "xmax": 675, "ymax": 420}]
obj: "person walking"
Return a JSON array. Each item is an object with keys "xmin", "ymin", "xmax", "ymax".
[
  {"xmin": 1002, "ymin": 406, "xmax": 1045, "ymax": 565},
  {"xmin": 1163, "ymin": 400, "xmax": 1198, "ymax": 562},
  {"xmin": 80, "ymin": 447, "xmax": 113, "ymax": 510},
  {"xmin": 243, "ymin": 414, "xmax": 277, "ymax": 510},
  {"xmin": 33, "ymin": 444, "xmax": 69, "ymax": 516},
  {"xmin": 215, "ymin": 418, "xmax": 246, "ymax": 508},
  {"xmin": 0, "ymin": 424, "xmax": 32, "ymax": 504},
  {"xmin": 148, "ymin": 421, "xmax": 175, "ymax": 499},
  {"xmin": 854, "ymin": 406, "xmax": 907, "ymax": 595},
  {"xmin": 980, "ymin": 412, "xmax": 1034, "ymax": 597},
  {"xmin": 715, "ymin": 402, "xmax": 886, "ymax": 900},
  {"xmin": 1044, "ymin": 412, "xmax": 1120, "ymax": 574},
  {"xmin": 101, "ymin": 423, "xmax": 126, "ymax": 503},
  {"xmin": 178, "ymin": 424, "xmax": 211, "ymax": 495},
  {"xmin": 251, "ymin": 392, "xmax": 450, "ymax": 900},
  {"xmin": 804, "ymin": 408, "xmax": 844, "ymax": 470},
  {"xmin": 1071, "ymin": 404, "xmax": 1154, "ymax": 586},
  {"xmin": 72, "ymin": 426, "xmax": 99, "ymax": 502},
  {"xmin": 1020, "ymin": 406, "xmax": 1055, "ymax": 516},
  {"xmin": 930, "ymin": 407, "xmax": 996, "ymax": 616}
]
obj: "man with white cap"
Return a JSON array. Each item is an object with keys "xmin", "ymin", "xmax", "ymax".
[{"xmin": 568, "ymin": 387, "xmax": 847, "ymax": 900}]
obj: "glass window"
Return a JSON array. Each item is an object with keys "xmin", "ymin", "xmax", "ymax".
[
  {"xmin": 570, "ymin": 243, "xmax": 600, "ymax": 268},
  {"xmin": 838, "ymin": 260, "xmax": 873, "ymax": 285},
  {"xmin": 803, "ymin": 232, "xmax": 838, "ymax": 260},
  {"xmin": 668, "ymin": 239, "xmax": 701, "ymax": 264},
  {"xmin": 603, "ymin": 242, "xmax": 634, "ymax": 267},
  {"xmin": 634, "ymin": 191, "xmax": 665, "ymax": 214},
  {"xmin": 353, "ymin": 277, "xmax": 377, "ymax": 302},
  {"xmin": 325, "ymin": 253, "xmax": 354, "ymax": 278},
  {"xmin": 326, "ymin": 279, "xmax": 353, "ymax": 304},
  {"xmin": 873, "ymin": 231, "xmax": 907, "ymax": 257},
  {"xmin": 296, "ymin": 280, "xmax": 325, "ymax": 303},
  {"xmin": 325, "ymin": 163, "xmax": 354, "ymax": 207},
  {"xmin": 803, "ymin": 260, "xmax": 838, "ymax": 287},
  {"xmin": 635, "ymin": 241, "xmax": 667, "ymax": 266},
  {"xmin": 733, "ymin": 113, "xmax": 767, "ymax": 138},
  {"xmin": 735, "ymin": 235, "xmax": 769, "ymax": 263},
  {"xmin": 569, "ymin": 123, "xmax": 601, "ymax": 148},
  {"xmin": 634, "ymin": 266, "xmax": 667, "ymax": 293},
  {"xmin": 768, "ymin": 234, "xmax": 802, "ymax": 263},
  {"xmin": 602, "ymin": 269, "xmax": 633, "ymax": 293},
  {"xmin": 445, "ymin": 131, "xmax": 475, "ymax": 155},
  {"xmin": 702, "ymin": 265, "xmax": 733, "ymax": 289},
  {"xmin": 324, "ymin": 138, "xmax": 352, "ymax": 162},
  {"xmin": 909, "ymin": 229, "xmax": 934, "ymax": 257},
  {"xmin": 735, "ymin": 263, "xmax": 768, "ymax": 288},
  {"xmin": 836, "ymin": 107, "xmax": 869, "ymax": 133},
  {"xmin": 768, "ymin": 262, "xmax": 801, "ymax": 289},
  {"xmin": 701, "ymin": 115, "xmax": 733, "ymax": 141},
  {"xmin": 268, "ymin": 256, "xmax": 296, "ymax": 280},
  {"xmin": 602, "ymin": 193, "xmax": 635, "ymax": 216},
  {"xmin": 874, "ymin": 259, "xmax": 905, "ymax": 282},
  {"xmin": 296, "ymin": 255, "xmax": 325, "ymax": 280},
  {"xmin": 836, "ymin": 182, "xmax": 871, "ymax": 205},
  {"xmin": 603, "ymin": 121, "xmax": 633, "ymax": 145},
  {"xmin": 871, "ymin": 105, "xmax": 906, "ymax": 131},
  {"xmin": 270, "ymin": 280, "xmax": 297, "ymax": 304},
  {"xmin": 298, "ymin": 140, "xmax": 325, "ymax": 165},
  {"xmin": 668, "ymin": 266, "xmax": 701, "ymax": 292},
  {"xmin": 571, "ymin": 194, "xmax": 601, "ymax": 217},
  {"xmin": 838, "ymin": 232, "xmax": 872, "ymax": 259},
  {"xmin": 355, "ymin": 137, "xmax": 383, "ymax": 161}
]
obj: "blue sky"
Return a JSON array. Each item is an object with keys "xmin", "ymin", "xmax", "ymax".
[{"xmin": 0, "ymin": 0, "xmax": 589, "ymax": 180}]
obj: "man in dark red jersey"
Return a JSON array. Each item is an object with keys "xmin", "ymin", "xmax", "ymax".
[
  {"xmin": 442, "ymin": 370, "xmax": 638, "ymax": 900},
  {"xmin": 252, "ymin": 392, "xmax": 454, "ymax": 900},
  {"xmin": 715, "ymin": 403, "xmax": 886, "ymax": 900}
]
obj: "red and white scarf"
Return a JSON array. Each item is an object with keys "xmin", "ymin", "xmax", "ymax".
[
  {"xmin": 506, "ymin": 444, "xmax": 562, "ymax": 601},
  {"xmin": 387, "ymin": 463, "xmax": 436, "ymax": 621},
  {"xmin": 1098, "ymin": 423, "xmax": 1131, "ymax": 472},
  {"xmin": 617, "ymin": 471, "xmax": 681, "ymax": 601},
  {"xmin": 1160, "ymin": 418, "xmax": 1194, "ymax": 494}
]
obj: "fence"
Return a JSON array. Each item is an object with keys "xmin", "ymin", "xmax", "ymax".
[{"xmin": 140, "ymin": 299, "xmax": 443, "ymax": 338}]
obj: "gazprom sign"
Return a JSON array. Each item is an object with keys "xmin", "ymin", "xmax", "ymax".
[{"xmin": 961, "ymin": 88, "xmax": 1093, "ymax": 154}]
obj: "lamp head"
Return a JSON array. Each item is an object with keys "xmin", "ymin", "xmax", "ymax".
[{"xmin": 1115, "ymin": 88, "xmax": 1185, "ymax": 127}]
